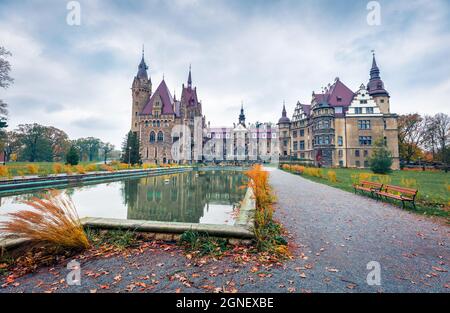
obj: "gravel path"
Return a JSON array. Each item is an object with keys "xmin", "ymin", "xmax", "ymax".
[{"xmin": 1, "ymin": 168, "xmax": 448, "ymax": 293}]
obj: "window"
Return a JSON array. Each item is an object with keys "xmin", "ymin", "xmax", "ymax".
[
  {"xmin": 157, "ymin": 120, "xmax": 160, "ymax": 127},
  {"xmin": 338, "ymin": 150, "xmax": 343, "ymax": 158},
  {"xmin": 283, "ymin": 140, "xmax": 288, "ymax": 147},
  {"xmin": 364, "ymin": 160, "xmax": 369, "ymax": 168},
  {"xmin": 339, "ymin": 160, "xmax": 344, "ymax": 167},
  {"xmin": 360, "ymin": 100, "xmax": 368, "ymax": 104},
  {"xmin": 293, "ymin": 131, "xmax": 297, "ymax": 138},
  {"xmin": 359, "ymin": 136, "xmax": 372, "ymax": 146},
  {"xmin": 300, "ymin": 129, "xmax": 305, "ymax": 137},
  {"xmin": 157, "ymin": 131, "xmax": 164, "ymax": 142},
  {"xmin": 293, "ymin": 141, "xmax": 298, "ymax": 151},
  {"xmin": 383, "ymin": 119, "xmax": 387, "ymax": 129},
  {"xmin": 300, "ymin": 153, "xmax": 305, "ymax": 159},
  {"xmin": 355, "ymin": 107, "xmax": 363, "ymax": 114},
  {"xmin": 380, "ymin": 99, "xmax": 385, "ymax": 103},
  {"xmin": 145, "ymin": 121, "xmax": 149, "ymax": 127},
  {"xmin": 150, "ymin": 131, "xmax": 156, "ymax": 143},
  {"xmin": 366, "ymin": 107, "xmax": 374, "ymax": 114},
  {"xmin": 384, "ymin": 136, "xmax": 387, "ymax": 146},
  {"xmin": 300, "ymin": 141, "xmax": 305, "ymax": 151},
  {"xmin": 338, "ymin": 136, "xmax": 343, "ymax": 146},
  {"xmin": 355, "ymin": 150, "xmax": 360, "ymax": 157},
  {"xmin": 358, "ymin": 120, "xmax": 371, "ymax": 129},
  {"xmin": 364, "ymin": 150, "xmax": 368, "ymax": 157},
  {"xmin": 356, "ymin": 160, "xmax": 361, "ymax": 167}
]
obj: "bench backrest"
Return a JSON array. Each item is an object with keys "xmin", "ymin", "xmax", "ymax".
[
  {"xmin": 360, "ymin": 181, "xmax": 383, "ymax": 188},
  {"xmin": 384, "ymin": 185, "xmax": 418, "ymax": 196}
]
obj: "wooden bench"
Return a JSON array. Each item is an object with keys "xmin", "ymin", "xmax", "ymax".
[
  {"xmin": 353, "ymin": 181, "xmax": 383, "ymax": 197},
  {"xmin": 375, "ymin": 185, "xmax": 418, "ymax": 209}
]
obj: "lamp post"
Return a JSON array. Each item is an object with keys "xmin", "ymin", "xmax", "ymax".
[{"xmin": 128, "ymin": 146, "xmax": 132, "ymax": 166}]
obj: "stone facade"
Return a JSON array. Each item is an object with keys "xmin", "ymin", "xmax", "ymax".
[
  {"xmin": 131, "ymin": 51, "xmax": 204, "ymax": 164},
  {"xmin": 278, "ymin": 54, "xmax": 400, "ymax": 170},
  {"xmin": 205, "ymin": 106, "xmax": 278, "ymax": 163}
]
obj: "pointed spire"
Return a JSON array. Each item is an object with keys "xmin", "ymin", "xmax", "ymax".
[
  {"xmin": 137, "ymin": 45, "xmax": 149, "ymax": 80},
  {"xmin": 282, "ymin": 102, "xmax": 287, "ymax": 118},
  {"xmin": 187, "ymin": 64, "xmax": 192, "ymax": 88},
  {"xmin": 239, "ymin": 101, "xmax": 246, "ymax": 126},
  {"xmin": 370, "ymin": 50, "xmax": 380, "ymax": 80},
  {"xmin": 367, "ymin": 50, "xmax": 389, "ymax": 97}
]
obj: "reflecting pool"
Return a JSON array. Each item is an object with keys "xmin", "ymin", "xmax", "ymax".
[{"xmin": 0, "ymin": 170, "xmax": 248, "ymax": 225}]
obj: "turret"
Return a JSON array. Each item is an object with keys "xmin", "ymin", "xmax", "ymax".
[
  {"xmin": 367, "ymin": 52, "xmax": 390, "ymax": 114},
  {"xmin": 131, "ymin": 46, "xmax": 152, "ymax": 132}
]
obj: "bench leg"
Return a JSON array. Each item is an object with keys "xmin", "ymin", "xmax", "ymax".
[
  {"xmin": 401, "ymin": 200, "xmax": 405, "ymax": 209},
  {"xmin": 412, "ymin": 201, "xmax": 416, "ymax": 209}
]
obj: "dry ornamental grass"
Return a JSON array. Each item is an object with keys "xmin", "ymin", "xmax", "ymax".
[{"xmin": 0, "ymin": 190, "xmax": 89, "ymax": 250}]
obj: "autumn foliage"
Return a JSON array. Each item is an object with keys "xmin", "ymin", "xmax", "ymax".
[
  {"xmin": 0, "ymin": 190, "xmax": 89, "ymax": 250},
  {"xmin": 245, "ymin": 165, "xmax": 287, "ymax": 253}
]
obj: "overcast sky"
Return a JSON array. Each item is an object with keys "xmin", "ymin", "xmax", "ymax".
[{"xmin": 1, "ymin": 0, "xmax": 449, "ymax": 147}]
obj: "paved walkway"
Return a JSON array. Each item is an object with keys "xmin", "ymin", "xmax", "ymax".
[{"xmin": 1, "ymin": 169, "xmax": 449, "ymax": 293}]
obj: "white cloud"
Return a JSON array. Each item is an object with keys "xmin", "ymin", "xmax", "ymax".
[{"xmin": 1, "ymin": 0, "xmax": 449, "ymax": 148}]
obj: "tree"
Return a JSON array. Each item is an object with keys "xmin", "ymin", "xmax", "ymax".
[
  {"xmin": 121, "ymin": 131, "xmax": 141, "ymax": 165},
  {"xmin": 47, "ymin": 126, "xmax": 70, "ymax": 162},
  {"xmin": 433, "ymin": 113, "xmax": 450, "ymax": 163},
  {"xmin": 0, "ymin": 46, "xmax": 14, "ymax": 143},
  {"xmin": 74, "ymin": 137, "xmax": 102, "ymax": 162},
  {"xmin": 65, "ymin": 145, "xmax": 79, "ymax": 165},
  {"xmin": 369, "ymin": 138, "xmax": 393, "ymax": 174},
  {"xmin": 15, "ymin": 124, "xmax": 53, "ymax": 162},
  {"xmin": 100, "ymin": 142, "xmax": 114, "ymax": 164},
  {"xmin": 398, "ymin": 114, "xmax": 425, "ymax": 163}
]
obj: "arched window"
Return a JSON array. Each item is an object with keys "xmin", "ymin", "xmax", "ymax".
[
  {"xmin": 157, "ymin": 120, "xmax": 161, "ymax": 127},
  {"xmin": 150, "ymin": 131, "xmax": 156, "ymax": 143},
  {"xmin": 157, "ymin": 131, "xmax": 164, "ymax": 142}
]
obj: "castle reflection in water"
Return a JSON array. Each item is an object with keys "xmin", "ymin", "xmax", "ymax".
[{"xmin": 122, "ymin": 170, "xmax": 247, "ymax": 223}]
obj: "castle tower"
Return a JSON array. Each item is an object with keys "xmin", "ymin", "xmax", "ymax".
[
  {"xmin": 277, "ymin": 103, "xmax": 291, "ymax": 158},
  {"xmin": 367, "ymin": 52, "xmax": 390, "ymax": 114},
  {"xmin": 238, "ymin": 103, "xmax": 246, "ymax": 126},
  {"xmin": 131, "ymin": 47, "xmax": 152, "ymax": 133}
]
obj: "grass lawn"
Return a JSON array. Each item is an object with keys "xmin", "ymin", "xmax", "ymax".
[{"xmin": 281, "ymin": 166, "xmax": 450, "ymax": 221}]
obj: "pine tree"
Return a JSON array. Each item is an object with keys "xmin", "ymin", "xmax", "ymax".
[
  {"xmin": 66, "ymin": 145, "xmax": 79, "ymax": 165},
  {"xmin": 369, "ymin": 138, "xmax": 393, "ymax": 174},
  {"xmin": 121, "ymin": 131, "xmax": 141, "ymax": 165}
]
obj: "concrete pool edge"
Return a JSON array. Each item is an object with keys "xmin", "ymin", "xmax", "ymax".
[
  {"xmin": 0, "ymin": 172, "xmax": 256, "ymax": 250},
  {"xmin": 80, "ymin": 185, "xmax": 255, "ymax": 240}
]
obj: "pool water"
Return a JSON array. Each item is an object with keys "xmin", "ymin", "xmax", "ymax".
[{"xmin": 0, "ymin": 170, "xmax": 248, "ymax": 226}]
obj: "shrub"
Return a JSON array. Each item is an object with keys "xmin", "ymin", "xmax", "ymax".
[
  {"xmin": 75, "ymin": 165, "xmax": 86, "ymax": 174},
  {"xmin": 327, "ymin": 170, "xmax": 337, "ymax": 183},
  {"xmin": 401, "ymin": 178, "xmax": 417, "ymax": 188},
  {"xmin": 85, "ymin": 164, "xmax": 98, "ymax": 172},
  {"xmin": 0, "ymin": 190, "xmax": 89, "ymax": 250},
  {"xmin": 64, "ymin": 165, "xmax": 73, "ymax": 175},
  {"xmin": 359, "ymin": 172, "xmax": 373, "ymax": 182},
  {"xmin": 143, "ymin": 163, "xmax": 157, "ymax": 169},
  {"xmin": 0, "ymin": 165, "xmax": 9, "ymax": 177},
  {"xmin": 27, "ymin": 164, "xmax": 39, "ymax": 175},
  {"xmin": 118, "ymin": 163, "xmax": 130, "ymax": 170},
  {"xmin": 369, "ymin": 138, "xmax": 393, "ymax": 174},
  {"xmin": 375, "ymin": 174, "xmax": 391, "ymax": 185},
  {"xmin": 304, "ymin": 167, "xmax": 322, "ymax": 178},
  {"xmin": 65, "ymin": 145, "xmax": 79, "ymax": 166},
  {"xmin": 52, "ymin": 163, "xmax": 64, "ymax": 174},
  {"xmin": 100, "ymin": 164, "xmax": 114, "ymax": 172}
]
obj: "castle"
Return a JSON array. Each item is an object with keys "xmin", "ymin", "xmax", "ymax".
[
  {"xmin": 130, "ymin": 50, "xmax": 399, "ymax": 168},
  {"xmin": 277, "ymin": 53, "xmax": 400, "ymax": 169},
  {"xmin": 130, "ymin": 49, "xmax": 205, "ymax": 164}
]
